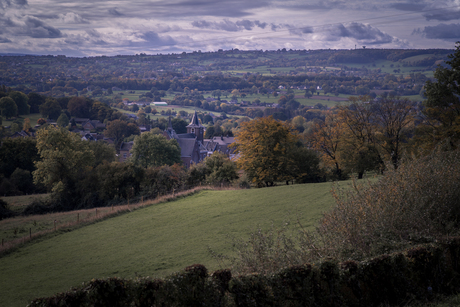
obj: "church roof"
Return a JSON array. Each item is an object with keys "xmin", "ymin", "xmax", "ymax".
[{"xmin": 187, "ymin": 110, "xmax": 204, "ymax": 128}]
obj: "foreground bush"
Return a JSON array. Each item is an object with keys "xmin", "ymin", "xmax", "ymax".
[
  {"xmin": 319, "ymin": 149, "xmax": 460, "ymax": 260},
  {"xmin": 29, "ymin": 240, "xmax": 460, "ymax": 307}
]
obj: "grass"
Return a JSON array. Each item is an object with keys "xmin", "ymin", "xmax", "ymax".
[
  {"xmin": 1, "ymin": 113, "xmax": 43, "ymax": 128},
  {"xmin": 0, "ymin": 182, "xmax": 337, "ymax": 307},
  {"xmin": 1, "ymin": 194, "xmax": 49, "ymax": 214}
]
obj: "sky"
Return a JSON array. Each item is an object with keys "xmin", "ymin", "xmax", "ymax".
[{"xmin": 0, "ymin": 0, "xmax": 459, "ymax": 57}]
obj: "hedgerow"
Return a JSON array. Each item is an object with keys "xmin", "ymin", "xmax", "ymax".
[{"xmin": 28, "ymin": 240, "xmax": 460, "ymax": 307}]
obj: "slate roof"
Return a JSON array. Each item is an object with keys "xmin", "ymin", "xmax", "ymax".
[
  {"xmin": 176, "ymin": 138, "xmax": 197, "ymax": 157},
  {"xmin": 186, "ymin": 110, "xmax": 204, "ymax": 128}
]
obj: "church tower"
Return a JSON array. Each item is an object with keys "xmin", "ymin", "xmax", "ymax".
[{"xmin": 186, "ymin": 110, "xmax": 204, "ymax": 142}]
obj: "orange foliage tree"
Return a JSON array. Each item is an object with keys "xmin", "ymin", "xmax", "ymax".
[{"xmin": 231, "ymin": 116, "xmax": 303, "ymax": 187}]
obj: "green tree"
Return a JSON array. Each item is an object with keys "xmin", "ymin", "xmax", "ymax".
[
  {"xmin": 39, "ymin": 97, "xmax": 61, "ymax": 120},
  {"xmin": 8, "ymin": 91, "xmax": 30, "ymax": 115},
  {"xmin": 56, "ymin": 113, "xmax": 70, "ymax": 127},
  {"xmin": 203, "ymin": 152, "xmax": 238, "ymax": 185},
  {"xmin": 104, "ymin": 119, "xmax": 140, "ymax": 148},
  {"xmin": 423, "ymin": 41, "xmax": 460, "ymax": 147},
  {"xmin": 0, "ymin": 137, "xmax": 39, "ymax": 178},
  {"xmin": 33, "ymin": 126, "xmax": 94, "ymax": 201},
  {"xmin": 0, "ymin": 96, "xmax": 18, "ymax": 119},
  {"xmin": 231, "ymin": 116, "xmax": 300, "ymax": 187},
  {"xmin": 130, "ymin": 133, "xmax": 181, "ymax": 168},
  {"xmin": 85, "ymin": 141, "xmax": 116, "ymax": 167}
]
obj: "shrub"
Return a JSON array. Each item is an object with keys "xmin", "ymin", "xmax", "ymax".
[
  {"xmin": 318, "ymin": 149, "xmax": 460, "ymax": 260},
  {"xmin": 0, "ymin": 199, "xmax": 15, "ymax": 220},
  {"xmin": 227, "ymin": 149, "xmax": 460, "ymax": 275}
]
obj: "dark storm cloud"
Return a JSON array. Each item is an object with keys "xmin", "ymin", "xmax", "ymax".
[
  {"xmin": 2, "ymin": 16, "xmax": 63, "ymax": 38},
  {"xmin": 284, "ymin": 0, "xmax": 346, "ymax": 10},
  {"xmin": 0, "ymin": 36, "xmax": 11, "ymax": 43},
  {"xmin": 423, "ymin": 9, "xmax": 460, "ymax": 21},
  {"xmin": 389, "ymin": 0, "xmax": 427, "ymax": 12},
  {"xmin": 139, "ymin": 31, "xmax": 177, "ymax": 47},
  {"xmin": 108, "ymin": 8, "xmax": 123, "ymax": 16},
  {"xmin": 322, "ymin": 23, "xmax": 394, "ymax": 44},
  {"xmin": 288, "ymin": 25, "xmax": 314, "ymax": 35},
  {"xmin": 0, "ymin": 0, "xmax": 27, "ymax": 9},
  {"xmin": 414, "ymin": 23, "xmax": 460, "ymax": 39},
  {"xmin": 159, "ymin": 0, "xmax": 272, "ymax": 18},
  {"xmin": 22, "ymin": 16, "xmax": 62, "ymax": 38},
  {"xmin": 192, "ymin": 19, "xmax": 267, "ymax": 31}
]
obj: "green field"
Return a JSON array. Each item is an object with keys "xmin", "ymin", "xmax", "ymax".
[
  {"xmin": 1, "ymin": 113, "xmax": 43, "ymax": 129},
  {"xmin": 0, "ymin": 183, "xmax": 338, "ymax": 306}
]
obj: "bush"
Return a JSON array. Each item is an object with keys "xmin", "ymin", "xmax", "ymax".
[
  {"xmin": 319, "ymin": 149, "xmax": 460, "ymax": 260},
  {"xmin": 0, "ymin": 199, "xmax": 15, "ymax": 220}
]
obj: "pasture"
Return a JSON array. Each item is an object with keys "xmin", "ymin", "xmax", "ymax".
[{"xmin": 0, "ymin": 182, "xmax": 338, "ymax": 306}]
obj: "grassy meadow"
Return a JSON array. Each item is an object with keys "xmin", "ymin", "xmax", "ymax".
[{"xmin": 0, "ymin": 182, "xmax": 338, "ymax": 307}]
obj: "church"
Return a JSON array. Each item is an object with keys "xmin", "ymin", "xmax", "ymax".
[{"xmin": 164, "ymin": 111, "xmax": 235, "ymax": 168}]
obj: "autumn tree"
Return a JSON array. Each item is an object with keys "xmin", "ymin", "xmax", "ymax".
[
  {"xmin": 337, "ymin": 96, "xmax": 383, "ymax": 177},
  {"xmin": 231, "ymin": 116, "xmax": 302, "ymax": 187},
  {"xmin": 130, "ymin": 133, "xmax": 181, "ymax": 168},
  {"xmin": 67, "ymin": 96, "xmax": 92, "ymax": 118},
  {"xmin": 371, "ymin": 96, "xmax": 416, "ymax": 168},
  {"xmin": 307, "ymin": 111, "xmax": 345, "ymax": 179}
]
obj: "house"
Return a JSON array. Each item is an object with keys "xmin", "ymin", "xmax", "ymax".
[
  {"xmin": 82, "ymin": 119, "xmax": 106, "ymax": 131},
  {"xmin": 9, "ymin": 130, "xmax": 35, "ymax": 139},
  {"xmin": 203, "ymin": 136, "xmax": 236, "ymax": 158},
  {"xmin": 164, "ymin": 111, "xmax": 207, "ymax": 168},
  {"xmin": 119, "ymin": 141, "xmax": 134, "ymax": 162}
]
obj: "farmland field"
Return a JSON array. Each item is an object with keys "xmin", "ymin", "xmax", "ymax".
[{"xmin": 0, "ymin": 182, "xmax": 340, "ymax": 307}]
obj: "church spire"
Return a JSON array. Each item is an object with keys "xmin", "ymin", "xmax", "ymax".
[{"xmin": 186, "ymin": 110, "xmax": 204, "ymax": 142}]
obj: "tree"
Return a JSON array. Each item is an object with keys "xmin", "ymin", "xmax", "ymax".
[
  {"xmin": 68, "ymin": 96, "xmax": 92, "ymax": 118},
  {"xmin": 23, "ymin": 118, "xmax": 31, "ymax": 132},
  {"xmin": 86, "ymin": 141, "xmax": 116, "ymax": 167},
  {"xmin": 0, "ymin": 137, "xmax": 39, "ymax": 178},
  {"xmin": 203, "ymin": 152, "xmax": 238, "ymax": 185},
  {"xmin": 131, "ymin": 133, "xmax": 182, "ymax": 168},
  {"xmin": 0, "ymin": 97, "xmax": 18, "ymax": 119},
  {"xmin": 337, "ymin": 96, "xmax": 383, "ymax": 177},
  {"xmin": 104, "ymin": 119, "xmax": 139, "ymax": 148},
  {"xmin": 371, "ymin": 96, "xmax": 416, "ymax": 168},
  {"xmin": 33, "ymin": 126, "xmax": 94, "ymax": 206},
  {"xmin": 39, "ymin": 97, "xmax": 61, "ymax": 120},
  {"xmin": 8, "ymin": 91, "xmax": 30, "ymax": 115},
  {"xmin": 307, "ymin": 112, "xmax": 345, "ymax": 179},
  {"xmin": 231, "ymin": 116, "xmax": 300, "ymax": 187},
  {"xmin": 423, "ymin": 41, "xmax": 460, "ymax": 147},
  {"xmin": 57, "ymin": 113, "xmax": 70, "ymax": 127}
]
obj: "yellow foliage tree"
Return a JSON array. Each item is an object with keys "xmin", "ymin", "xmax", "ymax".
[{"xmin": 231, "ymin": 116, "xmax": 300, "ymax": 187}]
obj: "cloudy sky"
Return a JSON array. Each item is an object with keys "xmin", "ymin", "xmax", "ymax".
[{"xmin": 0, "ymin": 0, "xmax": 459, "ymax": 56}]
